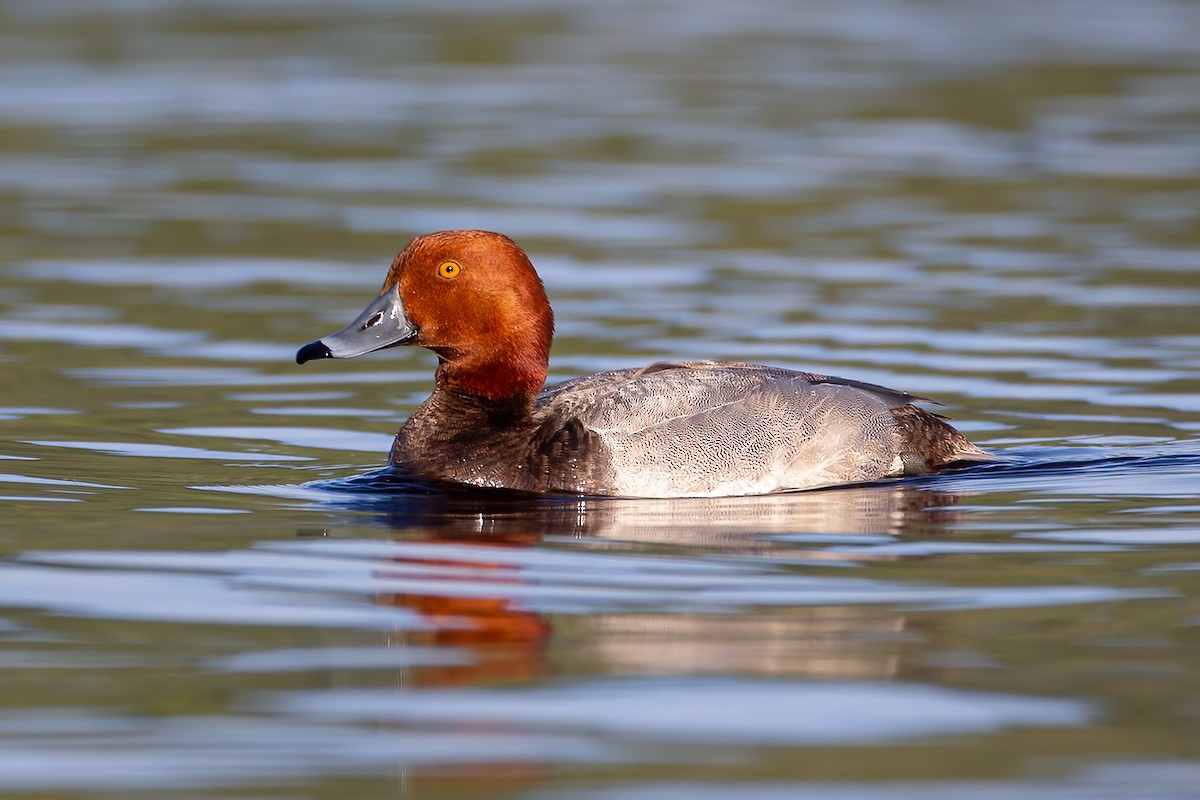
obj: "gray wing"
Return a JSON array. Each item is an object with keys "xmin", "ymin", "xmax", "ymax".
[{"xmin": 537, "ymin": 362, "xmax": 911, "ymax": 496}]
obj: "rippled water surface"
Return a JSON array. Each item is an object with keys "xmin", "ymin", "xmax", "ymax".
[{"xmin": 2, "ymin": 0, "xmax": 1200, "ymax": 797}]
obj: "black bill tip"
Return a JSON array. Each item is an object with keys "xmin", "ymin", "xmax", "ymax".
[{"xmin": 296, "ymin": 340, "xmax": 333, "ymax": 365}]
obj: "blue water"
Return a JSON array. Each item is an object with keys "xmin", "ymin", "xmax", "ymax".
[{"xmin": 1, "ymin": 0, "xmax": 1199, "ymax": 797}]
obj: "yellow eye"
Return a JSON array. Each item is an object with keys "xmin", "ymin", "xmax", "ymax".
[{"xmin": 437, "ymin": 260, "xmax": 461, "ymax": 280}]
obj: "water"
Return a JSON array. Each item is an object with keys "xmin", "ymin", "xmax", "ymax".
[{"xmin": 2, "ymin": 0, "xmax": 1200, "ymax": 797}]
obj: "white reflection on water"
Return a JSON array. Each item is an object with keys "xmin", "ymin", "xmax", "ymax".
[
  {"xmin": 1025, "ymin": 529, "xmax": 1200, "ymax": 545},
  {"xmin": 0, "ymin": 561, "xmax": 433, "ymax": 630},
  {"xmin": 248, "ymin": 406, "xmax": 396, "ymax": 417},
  {"xmin": 0, "ymin": 716, "xmax": 616, "ymax": 792},
  {"xmin": 546, "ymin": 762, "xmax": 1200, "ymax": 800},
  {"xmin": 135, "ymin": 506, "xmax": 249, "ymax": 515},
  {"xmin": 66, "ymin": 367, "xmax": 413, "ymax": 387},
  {"xmin": 164, "ymin": 425, "xmax": 394, "ymax": 453},
  {"xmin": 206, "ymin": 645, "xmax": 473, "ymax": 673},
  {"xmin": 0, "ymin": 495, "xmax": 80, "ymax": 503},
  {"xmin": 23, "ymin": 439, "xmax": 311, "ymax": 462},
  {"xmin": 261, "ymin": 676, "xmax": 1090, "ymax": 746},
  {"xmin": 15, "ymin": 258, "xmax": 379, "ymax": 289},
  {"xmin": 0, "ymin": 310, "xmax": 296, "ymax": 363},
  {"xmin": 13, "ymin": 536, "xmax": 1160, "ymax": 626},
  {"xmin": 0, "ymin": 472, "xmax": 122, "ymax": 489}
]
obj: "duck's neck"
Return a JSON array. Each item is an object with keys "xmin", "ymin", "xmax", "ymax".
[
  {"xmin": 434, "ymin": 355, "xmax": 545, "ymax": 403},
  {"xmin": 425, "ymin": 384, "xmax": 536, "ymax": 422}
]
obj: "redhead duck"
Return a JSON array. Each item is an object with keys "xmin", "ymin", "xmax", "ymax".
[{"xmin": 297, "ymin": 230, "xmax": 994, "ymax": 497}]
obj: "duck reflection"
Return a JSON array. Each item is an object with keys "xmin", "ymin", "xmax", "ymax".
[
  {"xmin": 325, "ymin": 475, "xmax": 966, "ymax": 688},
  {"xmin": 328, "ymin": 469, "xmax": 965, "ymax": 542},
  {"xmin": 315, "ymin": 479, "xmax": 969, "ymax": 794}
]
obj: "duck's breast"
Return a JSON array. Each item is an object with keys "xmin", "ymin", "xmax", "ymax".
[{"xmin": 537, "ymin": 362, "xmax": 910, "ymax": 497}]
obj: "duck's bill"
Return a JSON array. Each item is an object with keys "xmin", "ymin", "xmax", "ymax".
[{"xmin": 296, "ymin": 286, "xmax": 419, "ymax": 364}]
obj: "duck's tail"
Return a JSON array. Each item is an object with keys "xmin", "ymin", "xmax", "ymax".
[{"xmin": 891, "ymin": 404, "xmax": 1000, "ymax": 471}]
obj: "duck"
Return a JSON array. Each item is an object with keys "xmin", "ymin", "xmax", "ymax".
[{"xmin": 297, "ymin": 230, "xmax": 995, "ymax": 497}]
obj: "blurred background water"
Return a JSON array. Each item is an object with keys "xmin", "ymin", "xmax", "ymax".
[{"xmin": 1, "ymin": 0, "xmax": 1200, "ymax": 797}]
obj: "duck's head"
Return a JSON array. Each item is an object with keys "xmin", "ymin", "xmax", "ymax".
[{"xmin": 297, "ymin": 230, "xmax": 554, "ymax": 400}]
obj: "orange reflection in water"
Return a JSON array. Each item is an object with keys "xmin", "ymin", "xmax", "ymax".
[{"xmin": 376, "ymin": 533, "xmax": 552, "ymax": 688}]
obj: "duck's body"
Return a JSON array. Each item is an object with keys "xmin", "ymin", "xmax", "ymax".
[
  {"xmin": 298, "ymin": 230, "xmax": 994, "ymax": 498},
  {"xmin": 395, "ymin": 361, "xmax": 987, "ymax": 497}
]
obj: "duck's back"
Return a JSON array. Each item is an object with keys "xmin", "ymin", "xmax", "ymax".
[{"xmin": 535, "ymin": 361, "xmax": 989, "ymax": 497}]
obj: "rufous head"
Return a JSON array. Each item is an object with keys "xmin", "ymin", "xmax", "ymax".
[{"xmin": 297, "ymin": 231, "xmax": 554, "ymax": 401}]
